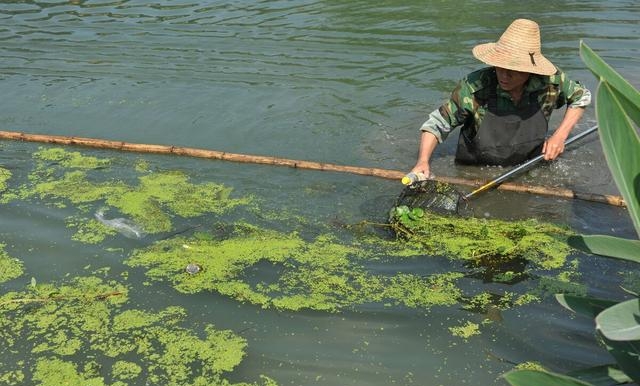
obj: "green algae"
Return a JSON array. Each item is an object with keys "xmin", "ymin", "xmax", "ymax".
[
  {"xmin": 6, "ymin": 147, "xmax": 252, "ymax": 240},
  {"xmin": 67, "ymin": 216, "xmax": 117, "ymax": 244},
  {"xmin": 0, "ymin": 368, "xmax": 24, "ymax": 386},
  {"xmin": 0, "ymin": 275, "xmax": 278, "ymax": 386},
  {"xmin": 0, "ymin": 243, "xmax": 23, "ymax": 284},
  {"xmin": 112, "ymin": 361, "xmax": 142, "ymax": 381},
  {"xmin": 384, "ymin": 272, "xmax": 464, "ymax": 308},
  {"xmin": 0, "ymin": 167, "xmax": 11, "ymax": 193},
  {"xmin": 390, "ymin": 206, "xmax": 574, "ymax": 273},
  {"xmin": 108, "ymin": 170, "xmax": 247, "ymax": 233},
  {"xmin": 33, "ymin": 147, "xmax": 112, "ymax": 170},
  {"xmin": 449, "ymin": 321, "xmax": 481, "ymax": 339},
  {"xmin": 126, "ymin": 224, "xmax": 465, "ymax": 313},
  {"xmin": 0, "ymin": 145, "xmax": 588, "ymax": 346},
  {"xmin": 125, "ymin": 214, "xmax": 575, "ymax": 325},
  {"xmin": 33, "ymin": 358, "xmax": 106, "ymax": 386}
]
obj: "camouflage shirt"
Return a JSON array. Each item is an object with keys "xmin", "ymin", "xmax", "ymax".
[{"xmin": 420, "ymin": 67, "xmax": 592, "ymax": 142}]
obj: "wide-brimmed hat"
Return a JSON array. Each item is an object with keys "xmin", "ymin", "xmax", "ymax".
[{"xmin": 472, "ymin": 19, "xmax": 556, "ymax": 75}]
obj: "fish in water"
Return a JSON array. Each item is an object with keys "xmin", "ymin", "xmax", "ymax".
[{"xmin": 94, "ymin": 209, "xmax": 146, "ymax": 240}]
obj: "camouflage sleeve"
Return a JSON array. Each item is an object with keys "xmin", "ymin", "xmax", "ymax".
[
  {"xmin": 555, "ymin": 71, "xmax": 592, "ymax": 108},
  {"xmin": 419, "ymin": 80, "xmax": 474, "ymax": 142}
]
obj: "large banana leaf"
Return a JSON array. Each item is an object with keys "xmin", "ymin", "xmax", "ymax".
[
  {"xmin": 598, "ymin": 331, "xmax": 640, "ymax": 383},
  {"xmin": 566, "ymin": 365, "xmax": 632, "ymax": 386},
  {"xmin": 568, "ymin": 235, "xmax": 640, "ymax": 264},
  {"xmin": 596, "ymin": 298, "xmax": 640, "ymax": 341},
  {"xmin": 594, "ymin": 81, "xmax": 640, "ymax": 236},
  {"xmin": 555, "ymin": 294, "xmax": 619, "ymax": 318},
  {"xmin": 580, "ymin": 41, "xmax": 640, "ymax": 126}
]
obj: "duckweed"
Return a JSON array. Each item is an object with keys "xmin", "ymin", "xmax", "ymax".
[
  {"xmin": 33, "ymin": 147, "xmax": 111, "ymax": 170},
  {"xmin": 0, "ymin": 167, "xmax": 10, "ymax": 193},
  {"xmin": 67, "ymin": 216, "xmax": 117, "ymax": 244},
  {"xmin": 390, "ymin": 206, "xmax": 574, "ymax": 272},
  {"xmin": 126, "ymin": 225, "xmax": 466, "ymax": 313},
  {"xmin": 0, "ymin": 145, "xmax": 586, "ymax": 347},
  {"xmin": 7, "ymin": 147, "xmax": 252, "ymax": 240},
  {"xmin": 0, "ymin": 243, "xmax": 23, "ymax": 284},
  {"xmin": 0, "ymin": 276, "xmax": 278, "ymax": 386},
  {"xmin": 449, "ymin": 321, "xmax": 481, "ymax": 339}
]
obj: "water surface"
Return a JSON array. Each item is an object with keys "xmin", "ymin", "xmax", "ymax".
[{"xmin": 1, "ymin": 1, "xmax": 639, "ymax": 385}]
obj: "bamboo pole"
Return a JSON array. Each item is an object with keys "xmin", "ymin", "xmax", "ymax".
[{"xmin": 0, "ymin": 130, "xmax": 626, "ymax": 207}]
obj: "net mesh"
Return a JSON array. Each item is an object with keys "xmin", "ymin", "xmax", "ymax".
[{"xmin": 393, "ymin": 180, "xmax": 467, "ymax": 216}]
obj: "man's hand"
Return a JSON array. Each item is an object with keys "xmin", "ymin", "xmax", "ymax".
[
  {"xmin": 410, "ymin": 131, "xmax": 439, "ymax": 178},
  {"xmin": 543, "ymin": 107, "xmax": 585, "ymax": 161},
  {"xmin": 411, "ymin": 161, "xmax": 431, "ymax": 179},
  {"xmin": 542, "ymin": 135, "xmax": 566, "ymax": 160}
]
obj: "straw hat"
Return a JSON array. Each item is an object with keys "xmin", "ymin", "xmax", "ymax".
[{"xmin": 472, "ymin": 19, "xmax": 556, "ymax": 75}]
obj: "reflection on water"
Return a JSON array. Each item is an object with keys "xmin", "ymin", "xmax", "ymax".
[{"xmin": 0, "ymin": 1, "xmax": 638, "ymax": 385}]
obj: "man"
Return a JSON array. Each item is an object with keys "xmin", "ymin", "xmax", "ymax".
[{"xmin": 410, "ymin": 18, "xmax": 591, "ymax": 179}]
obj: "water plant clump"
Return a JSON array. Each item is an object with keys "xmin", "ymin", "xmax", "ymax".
[
  {"xmin": 4, "ymin": 147, "xmax": 252, "ymax": 242},
  {"xmin": 389, "ymin": 205, "xmax": 574, "ymax": 273},
  {"xmin": 33, "ymin": 147, "xmax": 112, "ymax": 170},
  {"xmin": 0, "ymin": 275, "xmax": 278, "ymax": 386},
  {"xmin": 0, "ymin": 167, "xmax": 11, "ymax": 193},
  {"xmin": 0, "ymin": 145, "xmax": 585, "ymax": 341},
  {"xmin": 0, "ymin": 243, "xmax": 23, "ymax": 284},
  {"xmin": 448, "ymin": 321, "xmax": 481, "ymax": 339},
  {"xmin": 126, "ymin": 223, "xmax": 473, "ymax": 313}
]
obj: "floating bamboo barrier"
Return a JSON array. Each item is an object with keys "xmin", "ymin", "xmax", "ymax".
[{"xmin": 0, "ymin": 130, "xmax": 625, "ymax": 207}]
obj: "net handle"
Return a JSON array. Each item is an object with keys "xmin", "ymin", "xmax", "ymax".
[{"xmin": 464, "ymin": 125, "xmax": 599, "ymax": 199}]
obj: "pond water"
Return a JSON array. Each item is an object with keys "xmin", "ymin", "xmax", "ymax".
[{"xmin": 0, "ymin": 1, "xmax": 639, "ymax": 385}]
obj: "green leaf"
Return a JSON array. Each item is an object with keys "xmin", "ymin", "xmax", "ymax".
[
  {"xmin": 556, "ymin": 294, "xmax": 618, "ymax": 319},
  {"xmin": 581, "ymin": 41, "xmax": 640, "ymax": 126},
  {"xmin": 598, "ymin": 330, "xmax": 640, "ymax": 383},
  {"xmin": 596, "ymin": 298, "xmax": 640, "ymax": 341},
  {"xmin": 568, "ymin": 235, "xmax": 640, "ymax": 263},
  {"xmin": 595, "ymin": 81, "xmax": 640, "ymax": 236},
  {"xmin": 567, "ymin": 365, "xmax": 632, "ymax": 386},
  {"xmin": 503, "ymin": 369, "xmax": 594, "ymax": 386}
]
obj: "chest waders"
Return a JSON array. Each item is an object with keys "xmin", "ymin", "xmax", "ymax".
[{"xmin": 455, "ymin": 84, "xmax": 548, "ymax": 166}]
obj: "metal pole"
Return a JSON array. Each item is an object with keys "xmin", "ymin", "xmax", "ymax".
[{"xmin": 464, "ymin": 125, "xmax": 599, "ymax": 199}]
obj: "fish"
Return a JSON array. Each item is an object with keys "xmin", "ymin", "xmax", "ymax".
[{"xmin": 94, "ymin": 209, "xmax": 146, "ymax": 240}]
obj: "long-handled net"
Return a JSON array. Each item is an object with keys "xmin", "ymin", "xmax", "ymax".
[
  {"xmin": 393, "ymin": 179, "xmax": 467, "ymax": 216},
  {"xmin": 391, "ymin": 125, "xmax": 601, "ymax": 220}
]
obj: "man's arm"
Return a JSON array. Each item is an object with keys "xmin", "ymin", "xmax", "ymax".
[
  {"xmin": 542, "ymin": 106, "xmax": 585, "ymax": 160},
  {"xmin": 411, "ymin": 131, "xmax": 439, "ymax": 177},
  {"xmin": 543, "ymin": 72, "xmax": 592, "ymax": 160}
]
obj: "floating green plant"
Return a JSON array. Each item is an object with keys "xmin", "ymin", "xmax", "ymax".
[
  {"xmin": 0, "ymin": 167, "xmax": 10, "ymax": 193},
  {"xmin": 449, "ymin": 321, "xmax": 481, "ymax": 339},
  {"xmin": 126, "ymin": 223, "xmax": 473, "ymax": 313},
  {"xmin": 0, "ymin": 145, "xmax": 586, "ymax": 343},
  {"xmin": 4, "ymin": 147, "xmax": 252, "ymax": 242},
  {"xmin": 0, "ymin": 275, "xmax": 278, "ymax": 386},
  {"xmin": 390, "ymin": 206, "xmax": 574, "ymax": 272},
  {"xmin": 33, "ymin": 147, "xmax": 112, "ymax": 170},
  {"xmin": 0, "ymin": 243, "xmax": 23, "ymax": 284},
  {"xmin": 66, "ymin": 215, "xmax": 117, "ymax": 244}
]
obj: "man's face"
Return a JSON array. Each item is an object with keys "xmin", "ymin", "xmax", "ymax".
[{"xmin": 495, "ymin": 67, "xmax": 531, "ymax": 92}]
